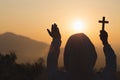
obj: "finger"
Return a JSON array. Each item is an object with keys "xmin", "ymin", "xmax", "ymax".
[
  {"xmin": 52, "ymin": 23, "xmax": 58, "ymax": 29},
  {"xmin": 54, "ymin": 23, "xmax": 57, "ymax": 28},
  {"xmin": 52, "ymin": 23, "xmax": 59, "ymax": 33},
  {"xmin": 100, "ymin": 30, "xmax": 107, "ymax": 33},
  {"xmin": 47, "ymin": 29, "xmax": 52, "ymax": 36},
  {"xmin": 52, "ymin": 24, "xmax": 54, "ymax": 29},
  {"xmin": 100, "ymin": 30, "xmax": 105, "ymax": 33},
  {"xmin": 53, "ymin": 23, "xmax": 60, "ymax": 34},
  {"xmin": 52, "ymin": 24, "xmax": 55, "ymax": 32}
]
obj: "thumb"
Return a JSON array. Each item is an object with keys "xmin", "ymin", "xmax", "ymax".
[{"xmin": 47, "ymin": 29, "xmax": 52, "ymax": 37}]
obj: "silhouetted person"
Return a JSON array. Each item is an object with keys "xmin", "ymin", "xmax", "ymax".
[{"xmin": 47, "ymin": 23, "xmax": 116, "ymax": 80}]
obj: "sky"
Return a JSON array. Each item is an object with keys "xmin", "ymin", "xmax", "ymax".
[{"xmin": 0, "ymin": 0, "xmax": 120, "ymax": 49}]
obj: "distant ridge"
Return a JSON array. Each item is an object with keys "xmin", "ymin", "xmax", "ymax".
[
  {"xmin": 0, "ymin": 32, "xmax": 47, "ymax": 45},
  {"xmin": 0, "ymin": 32, "xmax": 49, "ymax": 63}
]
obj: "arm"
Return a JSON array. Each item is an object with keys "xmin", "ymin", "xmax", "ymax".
[
  {"xmin": 47, "ymin": 23, "xmax": 61, "ymax": 79},
  {"xmin": 100, "ymin": 30, "xmax": 116, "ymax": 80}
]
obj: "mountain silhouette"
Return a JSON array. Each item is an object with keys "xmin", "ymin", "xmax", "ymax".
[{"xmin": 0, "ymin": 32, "xmax": 49, "ymax": 63}]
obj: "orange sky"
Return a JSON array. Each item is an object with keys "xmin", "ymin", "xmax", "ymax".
[{"xmin": 0, "ymin": 0, "xmax": 120, "ymax": 49}]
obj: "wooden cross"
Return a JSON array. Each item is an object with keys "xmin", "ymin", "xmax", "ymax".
[{"xmin": 99, "ymin": 17, "xmax": 109, "ymax": 31}]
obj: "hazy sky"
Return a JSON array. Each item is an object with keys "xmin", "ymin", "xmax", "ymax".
[{"xmin": 0, "ymin": 0, "xmax": 120, "ymax": 48}]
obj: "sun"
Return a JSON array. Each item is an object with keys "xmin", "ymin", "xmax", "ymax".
[{"xmin": 72, "ymin": 20, "xmax": 85, "ymax": 33}]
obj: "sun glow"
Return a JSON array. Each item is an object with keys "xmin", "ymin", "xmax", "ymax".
[{"xmin": 72, "ymin": 20, "xmax": 85, "ymax": 33}]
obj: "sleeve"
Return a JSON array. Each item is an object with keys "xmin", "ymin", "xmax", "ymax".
[
  {"xmin": 47, "ymin": 39, "xmax": 61, "ymax": 80},
  {"xmin": 101, "ymin": 44, "xmax": 117, "ymax": 80}
]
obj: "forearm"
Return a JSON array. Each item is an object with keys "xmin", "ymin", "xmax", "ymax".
[
  {"xmin": 101, "ymin": 44, "xmax": 117, "ymax": 80},
  {"xmin": 100, "ymin": 30, "xmax": 116, "ymax": 80},
  {"xmin": 103, "ymin": 43, "xmax": 116, "ymax": 71},
  {"xmin": 47, "ymin": 39, "xmax": 61, "ymax": 76}
]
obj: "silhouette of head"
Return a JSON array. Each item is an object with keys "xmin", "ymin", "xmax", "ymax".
[{"xmin": 64, "ymin": 33, "xmax": 97, "ymax": 79}]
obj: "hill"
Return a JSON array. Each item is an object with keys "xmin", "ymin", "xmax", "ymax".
[{"xmin": 0, "ymin": 32, "xmax": 49, "ymax": 63}]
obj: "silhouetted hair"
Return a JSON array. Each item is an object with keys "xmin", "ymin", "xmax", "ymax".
[{"xmin": 64, "ymin": 33, "xmax": 97, "ymax": 76}]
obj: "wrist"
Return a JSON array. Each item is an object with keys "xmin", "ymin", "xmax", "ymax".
[
  {"xmin": 103, "ymin": 41, "xmax": 109, "ymax": 46},
  {"xmin": 53, "ymin": 38, "xmax": 61, "ymax": 42},
  {"xmin": 52, "ymin": 38, "xmax": 62, "ymax": 47}
]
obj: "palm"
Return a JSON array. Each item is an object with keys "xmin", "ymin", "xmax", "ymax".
[{"xmin": 47, "ymin": 23, "xmax": 61, "ymax": 39}]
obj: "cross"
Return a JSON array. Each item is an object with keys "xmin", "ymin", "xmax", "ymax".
[{"xmin": 98, "ymin": 17, "xmax": 109, "ymax": 31}]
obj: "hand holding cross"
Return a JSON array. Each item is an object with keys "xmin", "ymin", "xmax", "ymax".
[{"xmin": 99, "ymin": 17, "xmax": 109, "ymax": 31}]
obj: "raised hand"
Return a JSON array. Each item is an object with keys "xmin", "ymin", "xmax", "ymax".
[
  {"xmin": 47, "ymin": 23, "xmax": 61, "ymax": 40},
  {"xmin": 99, "ymin": 30, "xmax": 108, "ymax": 45}
]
